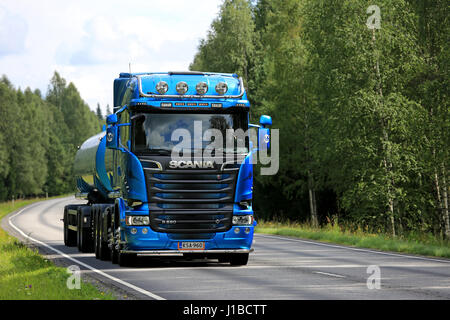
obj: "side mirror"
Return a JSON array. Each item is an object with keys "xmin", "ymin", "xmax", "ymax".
[
  {"xmin": 258, "ymin": 115, "xmax": 271, "ymax": 151},
  {"xmin": 106, "ymin": 125, "xmax": 119, "ymax": 149},
  {"xmin": 258, "ymin": 127, "xmax": 270, "ymax": 151},
  {"xmin": 106, "ymin": 114, "xmax": 118, "ymax": 125},
  {"xmin": 259, "ymin": 115, "xmax": 272, "ymax": 128}
]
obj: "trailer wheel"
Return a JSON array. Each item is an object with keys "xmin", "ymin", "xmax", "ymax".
[
  {"xmin": 118, "ymin": 252, "xmax": 136, "ymax": 267},
  {"xmin": 229, "ymin": 253, "xmax": 249, "ymax": 266},
  {"xmin": 77, "ymin": 206, "xmax": 93, "ymax": 253},
  {"xmin": 94, "ymin": 206, "xmax": 100, "ymax": 259},
  {"xmin": 98, "ymin": 207, "xmax": 111, "ymax": 261},
  {"xmin": 77, "ymin": 211, "xmax": 82, "ymax": 251},
  {"xmin": 63, "ymin": 206, "xmax": 77, "ymax": 247}
]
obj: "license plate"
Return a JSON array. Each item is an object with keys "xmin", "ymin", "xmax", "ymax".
[{"xmin": 178, "ymin": 242, "xmax": 205, "ymax": 250}]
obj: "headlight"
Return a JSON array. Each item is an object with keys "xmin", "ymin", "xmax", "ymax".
[
  {"xmin": 215, "ymin": 82, "xmax": 228, "ymax": 95},
  {"xmin": 176, "ymin": 81, "xmax": 188, "ymax": 95},
  {"xmin": 196, "ymin": 82, "xmax": 208, "ymax": 95},
  {"xmin": 232, "ymin": 215, "xmax": 253, "ymax": 225},
  {"xmin": 156, "ymin": 81, "xmax": 168, "ymax": 94},
  {"xmin": 126, "ymin": 215, "xmax": 150, "ymax": 226}
]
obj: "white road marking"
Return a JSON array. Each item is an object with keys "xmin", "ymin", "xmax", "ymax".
[
  {"xmin": 313, "ymin": 271, "xmax": 346, "ymax": 278},
  {"xmin": 255, "ymin": 234, "xmax": 450, "ymax": 264},
  {"xmin": 8, "ymin": 203, "xmax": 166, "ymax": 300}
]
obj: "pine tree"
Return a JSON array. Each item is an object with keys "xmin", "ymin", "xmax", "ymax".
[{"xmin": 96, "ymin": 103, "xmax": 103, "ymax": 120}]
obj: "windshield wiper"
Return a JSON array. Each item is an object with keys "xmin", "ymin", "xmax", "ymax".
[{"xmin": 146, "ymin": 148, "xmax": 172, "ymax": 155}]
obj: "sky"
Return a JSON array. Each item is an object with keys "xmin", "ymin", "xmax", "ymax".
[{"xmin": 0, "ymin": 0, "xmax": 222, "ymax": 115}]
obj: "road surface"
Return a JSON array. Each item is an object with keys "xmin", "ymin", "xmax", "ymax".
[{"xmin": 3, "ymin": 197, "xmax": 450, "ymax": 300}]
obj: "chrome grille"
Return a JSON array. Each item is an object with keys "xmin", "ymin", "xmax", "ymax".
[{"xmin": 141, "ymin": 162, "xmax": 238, "ymax": 234}]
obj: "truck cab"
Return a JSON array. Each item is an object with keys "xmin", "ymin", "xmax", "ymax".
[{"xmin": 65, "ymin": 71, "xmax": 272, "ymax": 267}]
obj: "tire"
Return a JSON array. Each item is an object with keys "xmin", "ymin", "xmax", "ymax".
[
  {"xmin": 110, "ymin": 238, "xmax": 118, "ymax": 264},
  {"xmin": 118, "ymin": 252, "xmax": 136, "ymax": 267},
  {"xmin": 77, "ymin": 211, "xmax": 82, "ymax": 251},
  {"xmin": 229, "ymin": 253, "xmax": 249, "ymax": 266},
  {"xmin": 78, "ymin": 206, "xmax": 93, "ymax": 253},
  {"xmin": 94, "ymin": 206, "xmax": 100, "ymax": 259},
  {"xmin": 63, "ymin": 206, "xmax": 77, "ymax": 247},
  {"xmin": 108, "ymin": 205, "xmax": 118, "ymax": 264},
  {"xmin": 98, "ymin": 207, "xmax": 111, "ymax": 261},
  {"xmin": 218, "ymin": 254, "xmax": 230, "ymax": 263}
]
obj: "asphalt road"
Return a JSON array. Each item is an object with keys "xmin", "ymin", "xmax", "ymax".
[{"xmin": 3, "ymin": 196, "xmax": 450, "ymax": 300}]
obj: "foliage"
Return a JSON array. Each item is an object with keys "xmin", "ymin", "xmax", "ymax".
[
  {"xmin": 0, "ymin": 72, "xmax": 102, "ymax": 200},
  {"xmin": 256, "ymin": 219, "xmax": 450, "ymax": 258},
  {"xmin": 190, "ymin": 0, "xmax": 449, "ymax": 238},
  {"xmin": 0, "ymin": 198, "xmax": 114, "ymax": 300}
]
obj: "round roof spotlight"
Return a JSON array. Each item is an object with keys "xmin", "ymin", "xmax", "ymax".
[
  {"xmin": 176, "ymin": 81, "xmax": 188, "ymax": 95},
  {"xmin": 196, "ymin": 82, "xmax": 208, "ymax": 95},
  {"xmin": 156, "ymin": 81, "xmax": 168, "ymax": 95},
  {"xmin": 215, "ymin": 82, "xmax": 228, "ymax": 95}
]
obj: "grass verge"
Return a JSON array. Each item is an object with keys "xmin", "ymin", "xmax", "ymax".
[
  {"xmin": 0, "ymin": 197, "xmax": 114, "ymax": 300},
  {"xmin": 255, "ymin": 220, "xmax": 450, "ymax": 259}
]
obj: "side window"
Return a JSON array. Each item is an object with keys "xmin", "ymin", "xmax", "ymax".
[{"xmin": 119, "ymin": 110, "xmax": 130, "ymax": 149}]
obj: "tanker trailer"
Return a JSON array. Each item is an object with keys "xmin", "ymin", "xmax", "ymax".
[{"xmin": 63, "ymin": 131, "xmax": 114, "ymax": 255}]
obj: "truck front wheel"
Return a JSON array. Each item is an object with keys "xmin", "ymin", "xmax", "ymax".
[
  {"xmin": 98, "ymin": 209, "xmax": 111, "ymax": 261},
  {"xmin": 229, "ymin": 253, "xmax": 249, "ymax": 266},
  {"xmin": 94, "ymin": 206, "xmax": 100, "ymax": 259},
  {"xmin": 217, "ymin": 254, "xmax": 230, "ymax": 263},
  {"xmin": 118, "ymin": 252, "xmax": 136, "ymax": 267},
  {"xmin": 110, "ymin": 227, "xmax": 119, "ymax": 264}
]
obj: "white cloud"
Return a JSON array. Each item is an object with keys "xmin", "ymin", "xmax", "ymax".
[
  {"xmin": 0, "ymin": 6, "xmax": 28, "ymax": 55},
  {"xmin": 0, "ymin": 0, "xmax": 222, "ymax": 116}
]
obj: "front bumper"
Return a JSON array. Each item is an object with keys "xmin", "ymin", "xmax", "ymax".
[
  {"xmin": 121, "ymin": 248, "xmax": 253, "ymax": 256},
  {"xmin": 119, "ymin": 224, "xmax": 255, "ymax": 252}
]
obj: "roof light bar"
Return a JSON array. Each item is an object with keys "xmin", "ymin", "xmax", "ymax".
[{"xmin": 137, "ymin": 76, "xmax": 245, "ymax": 99}]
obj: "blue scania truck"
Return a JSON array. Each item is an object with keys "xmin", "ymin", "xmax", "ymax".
[{"xmin": 63, "ymin": 71, "xmax": 272, "ymax": 267}]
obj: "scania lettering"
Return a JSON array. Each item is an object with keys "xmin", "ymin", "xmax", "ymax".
[
  {"xmin": 62, "ymin": 71, "xmax": 272, "ymax": 267},
  {"xmin": 169, "ymin": 160, "xmax": 215, "ymax": 169}
]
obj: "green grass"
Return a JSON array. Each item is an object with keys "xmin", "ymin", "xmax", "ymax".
[
  {"xmin": 0, "ymin": 197, "xmax": 115, "ymax": 300},
  {"xmin": 255, "ymin": 220, "xmax": 450, "ymax": 259}
]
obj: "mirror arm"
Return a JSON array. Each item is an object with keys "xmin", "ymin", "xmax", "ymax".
[{"xmin": 115, "ymin": 104, "xmax": 128, "ymax": 115}]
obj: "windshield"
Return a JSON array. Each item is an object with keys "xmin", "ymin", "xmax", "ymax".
[{"xmin": 132, "ymin": 112, "xmax": 249, "ymax": 155}]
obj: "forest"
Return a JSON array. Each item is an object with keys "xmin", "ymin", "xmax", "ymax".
[
  {"xmin": 0, "ymin": 0, "xmax": 448, "ymax": 241},
  {"xmin": 189, "ymin": 0, "xmax": 449, "ymax": 239},
  {"xmin": 0, "ymin": 72, "xmax": 103, "ymax": 201}
]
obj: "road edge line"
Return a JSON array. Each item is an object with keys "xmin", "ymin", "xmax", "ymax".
[
  {"xmin": 7, "ymin": 201, "xmax": 166, "ymax": 301},
  {"xmin": 255, "ymin": 233, "xmax": 450, "ymax": 264}
]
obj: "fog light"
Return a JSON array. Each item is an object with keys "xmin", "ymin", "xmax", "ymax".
[
  {"xmin": 142, "ymin": 228, "xmax": 148, "ymax": 234},
  {"xmin": 130, "ymin": 228, "xmax": 137, "ymax": 234},
  {"xmin": 176, "ymin": 81, "xmax": 188, "ymax": 95},
  {"xmin": 156, "ymin": 81, "xmax": 168, "ymax": 94},
  {"xmin": 234, "ymin": 227, "xmax": 240, "ymax": 234},
  {"xmin": 196, "ymin": 82, "xmax": 208, "ymax": 95},
  {"xmin": 215, "ymin": 82, "xmax": 228, "ymax": 95},
  {"xmin": 245, "ymin": 227, "xmax": 250, "ymax": 234}
]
